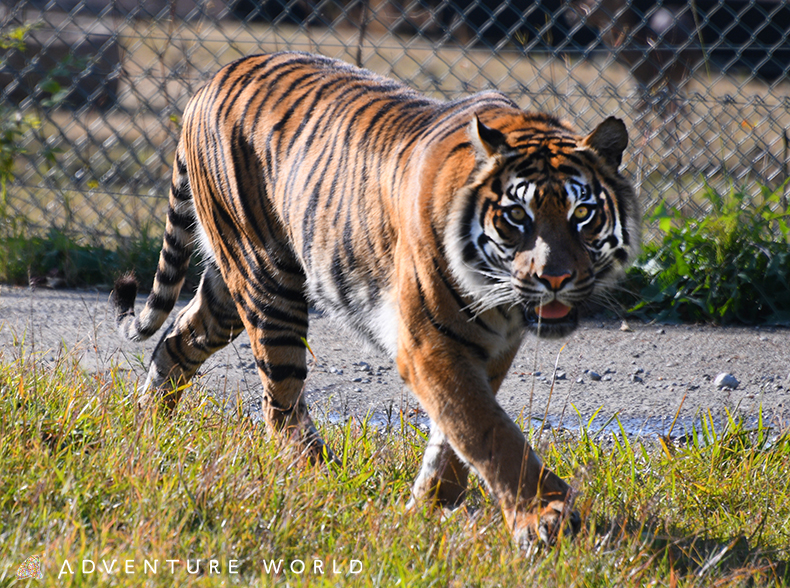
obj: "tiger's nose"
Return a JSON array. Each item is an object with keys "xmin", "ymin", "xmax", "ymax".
[{"xmin": 537, "ymin": 272, "xmax": 573, "ymax": 292}]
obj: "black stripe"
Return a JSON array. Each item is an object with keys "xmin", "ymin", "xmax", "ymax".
[
  {"xmin": 167, "ymin": 336, "xmax": 203, "ymax": 367},
  {"xmin": 176, "ymin": 152, "xmax": 188, "ymax": 175},
  {"xmin": 136, "ymin": 322, "xmax": 159, "ymax": 338},
  {"xmin": 167, "ymin": 206, "xmax": 193, "ymax": 229},
  {"xmin": 162, "ymin": 246, "xmax": 191, "ymax": 269},
  {"xmin": 155, "ymin": 267, "xmax": 183, "ymax": 286},
  {"xmin": 147, "ymin": 292, "xmax": 177, "ymax": 312},
  {"xmin": 258, "ymin": 335, "xmax": 305, "ymax": 348},
  {"xmin": 413, "ymin": 269, "xmax": 489, "ymax": 361},
  {"xmin": 285, "ymin": 76, "xmax": 351, "ymax": 154},
  {"xmin": 171, "ymin": 181, "xmax": 191, "ymax": 201},
  {"xmin": 256, "ymin": 359, "xmax": 307, "ymax": 382},
  {"xmin": 462, "ymin": 241, "xmax": 479, "ymax": 264},
  {"xmin": 236, "ymin": 294, "xmax": 308, "ymax": 333},
  {"xmin": 229, "ymin": 127, "xmax": 287, "ymax": 269},
  {"xmin": 329, "ymin": 249, "xmax": 352, "ymax": 311},
  {"xmin": 428, "ymin": 224, "xmax": 496, "ymax": 333}
]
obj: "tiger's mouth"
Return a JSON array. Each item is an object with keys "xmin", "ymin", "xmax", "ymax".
[
  {"xmin": 524, "ymin": 300, "xmax": 579, "ymax": 338},
  {"xmin": 535, "ymin": 300, "xmax": 572, "ymax": 320}
]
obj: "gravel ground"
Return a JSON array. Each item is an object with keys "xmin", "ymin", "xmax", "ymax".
[{"xmin": 1, "ymin": 285, "xmax": 788, "ymax": 436}]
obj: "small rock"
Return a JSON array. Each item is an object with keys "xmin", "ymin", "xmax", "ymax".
[
  {"xmin": 620, "ymin": 320, "xmax": 633, "ymax": 332},
  {"xmin": 352, "ymin": 377, "xmax": 363, "ymax": 383},
  {"xmin": 631, "ymin": 374, "xmax": 643, "ymax": 383},
  {"xmin": 656, "ymin": 328, "xmax": 666, "ymax": 334},
  {"xmin": 329, "ymin": 367, "xmax": 344, "ymax": 375},
  {"xmin": 602, "ymin": 374, "xmax": 612, "ymax": 382},
  {"xmin": 588, "ymin": 371, "xmax": 601, "ymax": 381},
  {"xmin": 576, "ymin": 377, "xmax": 584, "ymax": 384},
  {"xmin": 714, "ymin": 373, "xmax": 739, "ymax": 389},
  {"xmin": 354, "ymin": 361, "xmax": 372, "ymax": 372},
  {"xmin": 555, "ymin": 370, "xmax": 567, "ymax": 380}
]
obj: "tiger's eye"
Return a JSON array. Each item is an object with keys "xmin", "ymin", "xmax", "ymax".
[
  {"xmin": 509, "ymin": 206, "xmax": 527, "ymax": 222},
  {"xmin": 573, "ymin": 205, "xmax": 592, "ymax": 221}
]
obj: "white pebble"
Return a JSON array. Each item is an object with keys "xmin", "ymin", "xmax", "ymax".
[{"xmin": 714, "ymin": 373, "xmax": 739, "ymax": 389}]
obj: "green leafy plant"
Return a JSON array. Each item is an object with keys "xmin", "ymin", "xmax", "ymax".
[
  {"xmin": 0, "ymin": 22, "xmax": 37, "ymax": 51},
  {"xmin": 0, "ymin": 23, "xmax": 61, "ymax": 221},
  {"xmin": 0, "ymin": 111, "xmax": 42, "ymax": 218},
  {"xmin": 625, "ymin": 182, "xmax": 790, "ymax": 324}
]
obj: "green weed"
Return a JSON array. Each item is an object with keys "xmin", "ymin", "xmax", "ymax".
[
  {"xmin": 625, "ymin": 182, "xmax": 790, "ymax": 324},
  {"xmin": 0, "ymin": 350, "xmax": 788, "ymax": 586}
]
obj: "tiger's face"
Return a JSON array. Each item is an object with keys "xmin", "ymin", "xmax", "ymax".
[{"xmin": 447, "ymin": 114, "xmax": 639, "ymax": 338}]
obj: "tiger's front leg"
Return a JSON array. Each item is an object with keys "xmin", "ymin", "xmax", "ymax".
[
  {"xmin": 407, "ymin": 346, "xmax": 521, "ymax": 511},
  {"xmin": 397, "ymin": 296, "xmax": 580, "ymax": 546}
]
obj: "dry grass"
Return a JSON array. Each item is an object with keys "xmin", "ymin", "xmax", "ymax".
[{"xmin": 1, "ymin": 343, "xmax": 788, "ymax": 586}]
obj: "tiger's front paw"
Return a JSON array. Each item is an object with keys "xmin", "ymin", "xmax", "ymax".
[{"xmin": 513, "ymin": 500, "xmax": 581, "ymax": 548}]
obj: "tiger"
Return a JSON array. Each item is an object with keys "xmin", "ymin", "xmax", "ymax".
[{"xmin": 112, "ymin": 51, "xmax": 640, "ymax": 547}]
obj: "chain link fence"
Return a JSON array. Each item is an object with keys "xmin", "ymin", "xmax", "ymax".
[{"xmin": 1, "ymin": 0, "xmax": 789, "ymax": 246}]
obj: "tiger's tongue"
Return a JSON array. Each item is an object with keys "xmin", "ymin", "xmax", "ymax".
[{"xmin": 536, "ymin": 300, "xmax": 571, "ymax": 320}]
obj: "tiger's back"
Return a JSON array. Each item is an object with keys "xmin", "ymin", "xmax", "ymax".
[
  {"xmin": 184, "ymin": 52, "xmax": 523, "ymax": 354},
  {"xmin": 113, "ymin": 51, "xmax": 639, "ymax": 548}
]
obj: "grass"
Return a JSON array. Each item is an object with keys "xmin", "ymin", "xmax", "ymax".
[
  {"xmin": 0, "ymin": 225, "xmax": 200, "ymax": 290},
  {"xmin": 1, "ymin": 346, "xmax": 788, "ymax": 586}
]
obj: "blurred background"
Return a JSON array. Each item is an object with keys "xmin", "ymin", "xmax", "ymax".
[{"xmin": 0, "ymin": 0, "xmax": 788, "ymax": 269}]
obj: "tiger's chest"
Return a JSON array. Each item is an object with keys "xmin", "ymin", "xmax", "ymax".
[{"xmin": 304, "ymin": 257, "xmax": 526, "ymax": 366}]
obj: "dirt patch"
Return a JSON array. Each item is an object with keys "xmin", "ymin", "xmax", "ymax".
[{"xmin": 1, "ymin": 285, "xmax": 788, "ymax": 435}]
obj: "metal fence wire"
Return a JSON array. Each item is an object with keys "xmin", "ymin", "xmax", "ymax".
[{"xmin": 1, "ymin": 0, "xmax": 789, "ymax": 245}]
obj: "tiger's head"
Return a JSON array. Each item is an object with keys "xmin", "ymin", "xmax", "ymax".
[{"xmin": 446, "ymin": 111, "xmax": 640, "ymax": 338}]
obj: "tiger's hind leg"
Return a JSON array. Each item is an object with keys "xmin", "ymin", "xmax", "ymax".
[
  {"xmin": 222, "ymin": 262, "xmax": 334, "ymax": 465},
  {"xmin": 139, "ymin": 263, "xmax": 244, "ymax": 409}
]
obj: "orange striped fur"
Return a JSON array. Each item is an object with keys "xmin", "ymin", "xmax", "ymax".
[{"xmin": 113, "ymin": 52, "xmax": 640, "ymax": 546}]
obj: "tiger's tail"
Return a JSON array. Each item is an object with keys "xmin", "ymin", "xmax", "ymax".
[{"xmin": 112, "ymin": 147, "xmax": 195, "ymax": 342}]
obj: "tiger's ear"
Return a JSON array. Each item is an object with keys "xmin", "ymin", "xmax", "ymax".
[
  {"xmin": 469, "ymin": 116, "xmax": 507, "ymax": 160},
  {"xmin": 583, "ymin": 116, "xmax": 628, "ymax": 169}
]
